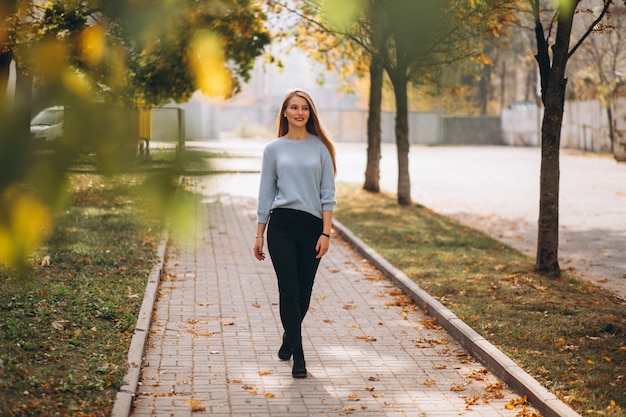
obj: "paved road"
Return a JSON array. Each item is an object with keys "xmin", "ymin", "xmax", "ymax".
[
  {"xmin": 193, "ymin": 139, "xmax": 626, "ymax": 298},
  {"xmin": 129, "ymin": 178, "xmax": 540, "ymax": 416}
]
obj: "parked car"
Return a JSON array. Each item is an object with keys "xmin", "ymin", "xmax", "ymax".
[{"xmin": 30, "ymin": 106, "xmax": 64, "ymax": 149}]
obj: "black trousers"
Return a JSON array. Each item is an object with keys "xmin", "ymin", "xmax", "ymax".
[{"xmin": 267, "ymin": 208, "xmax": 322, "ymax": 352}]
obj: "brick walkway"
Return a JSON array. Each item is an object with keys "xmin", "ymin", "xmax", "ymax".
[{"xmin": 129, "ymin": 176, "xmax": 538, "ymax": 417}]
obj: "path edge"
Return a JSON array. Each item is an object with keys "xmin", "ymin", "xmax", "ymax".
[
  {"xmin": 333, "ymin": 219, "xmax": 581, "ymax": 417},
  {"xmin": 110, "ymin": 232, "xmax": 169, "ymax": 417}
]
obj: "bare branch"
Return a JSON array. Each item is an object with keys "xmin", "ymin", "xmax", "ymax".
[{"xmin": 568, "ymin": 0, "xmax": 614, "ymax": 59}]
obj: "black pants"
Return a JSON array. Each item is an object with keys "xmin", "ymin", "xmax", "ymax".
[{"xmin": 267, "ymin": 208, "xmax": 322, "ymax": 352}]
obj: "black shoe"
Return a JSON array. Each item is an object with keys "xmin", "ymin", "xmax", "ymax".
[
  {"xmin": 278, "ymin": 333, "xmax": 292, "ymax": 361},
  {"xmin": 292, "ymin": 351, "xmax": 307, "ymax": 378}
]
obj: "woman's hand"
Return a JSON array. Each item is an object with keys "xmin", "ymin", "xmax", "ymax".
[
  {"xmin": 315, "ymin": 234, "xmax": 330, "ymax": 259},
  {"xmin": 254, "ymin": 236, "xmax": 266, "ymax": 261}
]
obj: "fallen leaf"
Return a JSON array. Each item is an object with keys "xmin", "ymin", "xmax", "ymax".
[
  {"xmin": 265, "ymin": 392, "xmax": 275, "ymax": 398},
  {"xmin": 258, "ymin": 370, "xmax": 274, "ymax": 376},
  {"xmin": 347, "ymin": 393, "xmax": 360, "ymax": 401},
  {"xmin": 52, "ymin": 320, "xmax": 72, "ymax": 331},
  {"xmin": 465, "ymin": 396, "xmax": 480, "ymax": 406}
]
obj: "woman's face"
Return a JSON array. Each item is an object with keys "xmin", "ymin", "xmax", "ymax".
[{"xmin": 283, "ymin": 95, "xmax": 310, "ymax": 129}]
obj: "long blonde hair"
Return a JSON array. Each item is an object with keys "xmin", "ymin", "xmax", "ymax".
[{"xmin": 276, "ymin": 89, "xmax": 337, "ymax": 174}]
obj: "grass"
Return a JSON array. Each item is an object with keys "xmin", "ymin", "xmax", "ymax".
[
  {"xmin": 0, "ymin": 173, "xmax": 164, "ymax": 416},
  {"xmin": 1, "ymin": 146, "xmax": 623, "ymax": 416},
  {"xmin": 334, "ymin": 183, "xmax": 626, "ymax": 417},
  {"xmin": 69, "ymin": 147, "xmax": 242, "ymax": 174}
]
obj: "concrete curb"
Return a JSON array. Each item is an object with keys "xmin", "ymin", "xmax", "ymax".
[
  {"xmin": 110, "ymin": 233, "xmax": 169, "ymax": 417},
  {"xmin": 332, "ymin": 219, "xmax": 581, "ymax": 417}
]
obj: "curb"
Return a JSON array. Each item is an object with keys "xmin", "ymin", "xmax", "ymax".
[
  {"xmin": 333, "ymin": 219, "xmax": 581, "ymax": 417},
  {"xmin": 110, "ymin": 233, "xmax": 169, "ymax": 417}
]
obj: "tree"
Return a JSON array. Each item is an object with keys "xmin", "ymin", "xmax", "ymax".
[
  {"xmin": 267, "ymin": 0, "xmax": 517, "ymax": 203},
  {"xmin": 375, "ymin": 0, "xmax": 518, "ymax": 205},
  {"xmin": 529, "ymin": 0, "xmax": 618, "ymax": 276},
  {"xmin": 0, "ymin": 0, "xmax": 270, "ymax": 269}
]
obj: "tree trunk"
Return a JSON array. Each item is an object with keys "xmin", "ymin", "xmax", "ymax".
[
  {"xmin": 607, "ymin": 104, "xmax": 614, "ymax": 155},
  {"xmin": 0, "ymin": 51, "xmax": 12, "ymax": 105},
  {"xmin": 0, "ymin": 63, "xmax": 32, "ymax": 192},
  {"xmin": 364, "ymin": 55, "xmax": 383, "ymax": 192},
  {"xmin": 389, "ymin": 69, "xmax": 411, "ymax": 206},
  {"xmin": 534, "ymin": 0, "xmax": 578, "ymax": 277}
]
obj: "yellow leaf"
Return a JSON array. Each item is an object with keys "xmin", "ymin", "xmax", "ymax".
[
  {"xmin": 586, "ymin": 359, "xmax": 595, "ymax": 365},
  {"xmin": 0, "ymin": 187, "xmax": 52, "ymax": 267},
  {"xmin": 188, "ymin": 30, "xmax": 232, "ymax": 98},
  {"xmin": 265, "ymin": 392, "xmax": 275, "ymax": 398},
  {"xmin": 603, "ymin": 356, "xmax": 612, "ymax": 363},
  {"xmin": 79, "ymin": 25, "xmax": 106, "ymax": 67}
]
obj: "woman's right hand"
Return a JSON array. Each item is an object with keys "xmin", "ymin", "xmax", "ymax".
[{"xmin": 254, "ymin": 236, "xmax": 265, "ymax": 261}]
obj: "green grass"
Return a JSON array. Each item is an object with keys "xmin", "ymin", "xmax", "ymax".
[
  {"xmin": 0, "ymin": 174, "xmax": 164, "ymax": 416},
  {"xmin": 334, "ymin": 183, "xmax": 626, "ymax": 417},
  {"xmin": 1, "ymin": 159, "xmax": 623, "ymax": 416}
]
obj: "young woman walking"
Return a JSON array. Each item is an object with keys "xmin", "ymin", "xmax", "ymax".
[{"xmin": 253, "ymin": 89, "xmax": 337, "ymax": 378}]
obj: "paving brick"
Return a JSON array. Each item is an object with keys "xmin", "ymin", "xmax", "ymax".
[{"xmin": 130, "ymin": 178, "xmax": 542, "ymax": 416}]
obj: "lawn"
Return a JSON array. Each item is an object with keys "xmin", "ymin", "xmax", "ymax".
[
  {"xmin": 334, "ymin": 183, "xmax": 625, "ymax": 416},
  {"xmin": 0, "ymin": 151, "xmax": 623, "ymax": 416},
  {"xmin": 0, "ymin": 173, "xmax": 165, "ymax": 416}
]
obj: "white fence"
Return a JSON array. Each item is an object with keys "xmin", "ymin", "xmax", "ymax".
[
  {"xmin": 502, "ymin": 98, "xmax": 626, "ymax": 157},
  {"xmin": 154, "ymin": 97, "xmax": 626, "ymax": 159}
]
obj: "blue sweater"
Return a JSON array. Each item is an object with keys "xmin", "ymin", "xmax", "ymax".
[{"xmin": 257, "ymin": 135, "xmax": 336, "ymax": 224}]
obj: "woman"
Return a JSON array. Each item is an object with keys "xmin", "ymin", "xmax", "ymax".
[{"xmin": 253, "ymin": 89, "xmax": 337, "ymax": 379}]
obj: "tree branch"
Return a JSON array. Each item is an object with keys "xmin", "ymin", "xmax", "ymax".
[{"xmin": 568, "ymin": 0, "xmax": 613, "ymax": 59}]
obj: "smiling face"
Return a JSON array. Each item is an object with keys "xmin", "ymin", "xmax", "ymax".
[{"xmin": 283, "ymin": 95, "xmax": 311, "ymax": 130}]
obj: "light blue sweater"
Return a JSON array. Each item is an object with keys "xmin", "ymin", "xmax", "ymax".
[{"xmin": 257, "ymin": 135, "xmax": 336, "ymax": 224}]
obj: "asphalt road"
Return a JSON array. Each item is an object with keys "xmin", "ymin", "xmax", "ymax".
[
  {"xmin": 194, "ymin": 139, "xmax": 626, "ymax": 299},
  {"xmin": 336, "ymin": 142, "xmax": 626, "ymax": 299}
]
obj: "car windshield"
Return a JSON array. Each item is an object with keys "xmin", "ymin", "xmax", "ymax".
[{"xmin": 31, "ymin": 109, "xmax": 63, "ymax": 126}]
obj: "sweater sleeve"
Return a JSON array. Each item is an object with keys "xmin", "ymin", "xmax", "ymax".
[
  {"xmin": 320, "ymin": 147, "xmax": 336, "ymax": 212},
  {"xmin": 257, "ymin": 145, "xmax": 277, "ymax": 224}
]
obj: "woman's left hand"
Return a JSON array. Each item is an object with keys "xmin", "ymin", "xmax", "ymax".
[{"xmin": 315, "ymin": 234, "xmax": 330, "ymax": 259}]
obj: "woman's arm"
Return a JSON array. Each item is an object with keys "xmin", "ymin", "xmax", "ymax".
[
  {"xmin": 253, "ymin": 223, "xmax": 267, "ymax": 261},
  {"xmin": 315, "ymin": 210, "xmax": 333, "ymax": 259}
]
